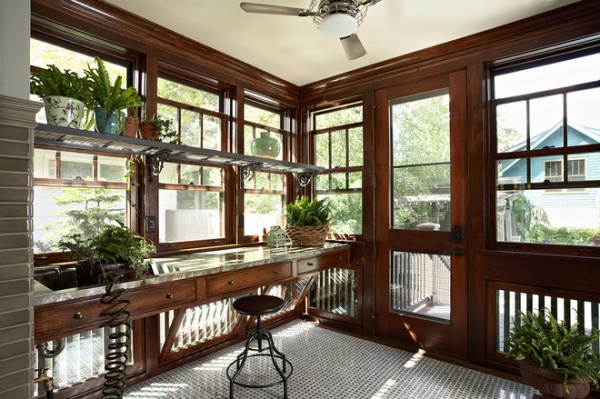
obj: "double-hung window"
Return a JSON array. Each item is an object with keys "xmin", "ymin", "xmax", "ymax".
[
  {"xmin": 242, "ymin": 100, "xmax": 288, "ymax": 240},
  {"xmin": 311, "ymin": 104, "xmax": 364, "ymax": 236},
  {"xmin": 491, "ymin": 49, "xmax": 600, "ymax": 248},
  {"xmin": 156, "ymin": 75, "xmax": 227, "ymax": 247}
]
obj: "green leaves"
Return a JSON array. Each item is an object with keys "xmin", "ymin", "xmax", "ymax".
[
  {"xmin": 86, "ymin": 56, "xmax": 142, "ymax": 111},
  {"xmin": 506, "ymin": 310, "xmax": 600, "ymax": 390},
  {"xmin": 285, "ymin": 196, "xmax": 331, "ymax": 227},
  {"xmin": 30, "ymin": 64, "xmax": 92, "ymax": 103}
]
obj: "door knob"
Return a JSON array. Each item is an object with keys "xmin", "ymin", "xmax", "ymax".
[{"xmin": 452, "ymin": 248, "xmax": 464, "ymax": 256}]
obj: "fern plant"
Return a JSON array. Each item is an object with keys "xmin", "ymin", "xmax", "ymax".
[
  {"xmin": 85, "ymin": 56, "xmax": 142, "ymax": 111},
  {"xmin": 285, "ymin": 196, "xmax": 331, "ymax": 227},
  {"xmin": 30, "ymin": 64, "xmax": 92, "ymax": 103},
  {"xmin": 506, "ymin": 310, "xmax": 600, "ymax": 391}
]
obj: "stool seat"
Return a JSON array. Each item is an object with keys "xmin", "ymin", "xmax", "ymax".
[
  {"xmin": 233, "ymin": 295, "xmax": 284, "ymax": 316},
  {"xmin": 227, "ymin": 295, "xmax": 292, "ymax": 399}
]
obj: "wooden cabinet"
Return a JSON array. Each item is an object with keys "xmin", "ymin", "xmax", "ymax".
[
  {"xmin": 297, "ymin": 248, "xmax": 349, "ymax": 275},
  {"xmin": 35, "ymin": 279, "xmax": 198, "ymax": 343},
  {"xmin": 206, "ymin": 261, "xmax": 292, "ymax": 297}
]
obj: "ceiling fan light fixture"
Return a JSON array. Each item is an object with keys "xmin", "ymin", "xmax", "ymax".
[{"xmin": 319, "ymin": 13, "xmax": 358, "ymax": 37}]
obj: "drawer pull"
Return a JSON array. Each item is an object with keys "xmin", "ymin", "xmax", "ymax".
[
  {"xmin": 166, "ymin": 293, "xmax": 174, "ymax": 299},
  {"xmin": 274, "ymin": 270, "xmax": 280, "ymax": 274},
  {"xmin": 73, "ymin": 312, "xmax": 83, "ymax": 320},
  {"xmin": 307, "ymin": 262, "xmax": 314, "ymax": 266},
  {"xmin": 227, "ymin": 280, "xmax": 234, "ymax": 285}
]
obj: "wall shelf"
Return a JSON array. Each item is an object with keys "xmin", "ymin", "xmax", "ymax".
[{"xmin": 34, "ymin": 124, "xmax": 323, "ymax": 186}]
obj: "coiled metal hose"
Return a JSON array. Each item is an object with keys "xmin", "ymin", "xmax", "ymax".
[{"xmin": 101, "ymin": 274, "xmax": 131, "ymax": 399}]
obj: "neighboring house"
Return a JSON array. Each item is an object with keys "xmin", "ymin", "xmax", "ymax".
[{"xmin": 498, "ymin": 121, "xmax": 600, "ymax": 234}]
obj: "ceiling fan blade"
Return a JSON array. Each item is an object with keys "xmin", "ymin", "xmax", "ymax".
[
  {"xmin": 240, "ymin": 3, "xmax": 310, "ymax": 17},
  {"xmin": 340, "ymin": 34, "xmax": 367, "ymax": 60}
]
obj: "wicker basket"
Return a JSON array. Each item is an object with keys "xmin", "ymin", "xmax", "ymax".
[{"xmin": 285, "ymin": 225, "xmax": 329, "ymax": 247}]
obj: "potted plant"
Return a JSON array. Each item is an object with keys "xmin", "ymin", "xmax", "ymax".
[
  {"xmin": 30, "ymin": 64, "xmax": 92, "ymax": 129},
  {"xmin": 85, "ymin": 56, "xmax": 142, "ymax": 134},
  {"xmin": 506, "ymin": 309, "xmax": 600, "ymax": 399},
  {"xmin": 59, "ymin": 222, "xmax": 156, "ymax": 287},
  {"xmin": 284, "ymin": 196, "xmax": 331, "ymax": 247},
  {"xmin": 139, "ymin": 114, "xmax": 180, "ymax": 144}
]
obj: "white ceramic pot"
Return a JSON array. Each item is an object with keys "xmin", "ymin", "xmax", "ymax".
[{"xmin": 43, "ymin": 95, "xmax": 86, "ymax": 129}]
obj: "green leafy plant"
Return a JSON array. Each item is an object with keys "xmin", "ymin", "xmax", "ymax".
[
  {"xmin": 30, "ymin": 64, "xmax": 92, "ymax": 102},
  {"xmin": 85, "ymin": 56, "xmax": 142, "ymax": 111},
  {"xmin": 285, "ymin": 196, "xmax": 331, "ymax": 227},
  {"xmin": 506, "ymin": 310, "xmax": 600, "ymax": 391},
  {"xmin": 59, "ymin": 221, "xmax": 156, "ymax": 278},
  {"xmin": 139, "ymin": 115, "xmax": 180, "ymax": 144}
]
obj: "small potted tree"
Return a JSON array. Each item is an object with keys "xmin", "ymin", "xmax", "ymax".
[
  {"xmin": 59, "ymin": 222, "xmax": 156, "ymax": 287},
  {"xmin": 30, "ymin": 64, "xmax": 92, "ymax": 129},
  {"xmin": 506, "ymin": 309, "xmax": 600, "ymax": 399},
  {"xmin": 85, "ymin": 56, "xmax": 142, "ymax": 134},
  {"xmin": 285, "ymin": 196, "xmax": 331, "ymax": 247}
]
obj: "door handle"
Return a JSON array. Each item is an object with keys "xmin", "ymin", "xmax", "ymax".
[{"xmin": 452, "ymin": 248, "xmax": 464, "ymax": 256}]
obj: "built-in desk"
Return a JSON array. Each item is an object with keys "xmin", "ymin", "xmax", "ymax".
[{"xmin": 34, "ymin": 243, "xmax": 349, "ymax": 343}]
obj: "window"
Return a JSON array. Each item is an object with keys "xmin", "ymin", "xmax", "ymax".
[
  {"xmin": 155, "ymin": 75, "xmax": 229, "ymax": 246},
  {"xmin": 31, "ymin": 39, "xmax": 132, "ymax": 255},
  {"xmin": 491, "ymin": 49, "xmax": 600, "ymax": 247},
  {"xmin": 242, "ymin": 100, "xmax": 288, "ymax": 239},
  {"xmin": 311, "ymin": 104, "xmax": 363, "ymax": 236}
]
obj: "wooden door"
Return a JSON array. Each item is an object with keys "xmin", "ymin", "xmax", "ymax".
[{"xmin": 373, "ymin": 70, "xmax": 468, "ymax": 356}]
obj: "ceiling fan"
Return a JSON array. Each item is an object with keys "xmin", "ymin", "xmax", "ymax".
[{"xmin": 240, "ymin": 0, "xmax": 384, "ymax": 60}]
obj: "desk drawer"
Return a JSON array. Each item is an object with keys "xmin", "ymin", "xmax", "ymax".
[
  {"xmin": 207, "ymin": 262, "xmax": 292, "ymax": 296},
  {"xmin": 297, "ymin": 249, "xmax": 349, "ymax": 275},
  {"xmin": 129, "ymin": 279, "xmax": 198, "ymax": 318}
]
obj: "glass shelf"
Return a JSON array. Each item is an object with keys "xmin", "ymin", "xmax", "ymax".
[{"xmin": 34, "ymin": 124, "xmax": 323, "ymax": 185}]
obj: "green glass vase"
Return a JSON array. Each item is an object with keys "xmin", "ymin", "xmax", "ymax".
[{"xmin": 251, "ymin": 131, "xmax": 280, "ymax": 159}]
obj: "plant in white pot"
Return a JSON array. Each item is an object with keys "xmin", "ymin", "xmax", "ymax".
[
  {"xmin": 506, "ymin": 309, "xmax": 600, "ymax": 399},
  {"xmin": 30, "ymin": 64, "xmax": 92, "ymax": 129},
  {"xmin": 85, "ymin": 56, "xmax": 142, "ymax": 134},
  {"xmin": 285, "ymin": 196, "xmax": 331, "ymax": 247}
]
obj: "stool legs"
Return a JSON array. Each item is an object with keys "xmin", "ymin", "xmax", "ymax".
[{"xmin": 227, "ymin": 315, "xmax": 292, "ymax": 399}]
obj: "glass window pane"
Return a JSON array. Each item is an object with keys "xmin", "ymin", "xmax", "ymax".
[
  {"xmin": 157, "ymin": 77, "xmax": 220, "ymax": 112},
  {"xmin": 181, "ymin": 109, "xmax": 201, "ymax": 147},
  {"xmin": 390, "ymin": 251, "xmax": 451, "ymax": 322},
  {"xmin": 33, "ymin": 187, "xmax": 126, "ymax": 253},
  {"xmin": 160, "ymin": 163, "xmax": 179, "ymax": 184},
  {"xmin": 567, "ymin": 88, "xmax": 600, "ymax": 148},
  {"xmin": 58, "ymin": 152, "xmax": 94, "ymax": 180},
  {"xmin": 244, "ymin": 193, "xmax": 285, "ymax": 236},
  {"xmin": 497, "ymin": 102, "xmax": 527, "ymax": 153},
  {"xmin": 203, "ymin": 115, "xmax": 221, "ymax": 151},
  {"xmin": 34, "ymin": 149, "xmax": 57, "ymax": 179},
  {"xmin": 391, "ymin": 90, "xmax": 450, "ymax": 231},
  {"xmin": 315, "ymin": 105, "xmax": 362, "ymax": 129},
  {"xmin": 496, "ymin": 187, "xmax": 600, "ymax": 245},
  {"xmin": 494, "ymin": 53, "xmax": 600, "ymax": 98},
  {"xmin": 348, "ymin": 127, "xmax": 363, "ymax": 166},
  {"xmin": 317, "ymin": 193, "xmax": 362, "ymax": 235},
  {"xmin": 330, "ymin": 130, "xmax": 346, "ymax": 168},
  {"xmin": 315, "ymin": 133, "xmax": 330, "ymax": 168},
  {"xmin": 244, "ymin": 103, "xmax": 281, "ymax": 129},
  {"xmin": 159, "ymin": 190, "xmax": 224, "ymax": 243},
  {"xmin": 98, "ymin": 156, "xmax": 126, "ymax": 182},
  {"xmin": 530, "ymin": 95, "xmax": 563, "ymax": 144}
]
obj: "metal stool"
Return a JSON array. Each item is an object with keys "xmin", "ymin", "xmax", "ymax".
[{"xmin": 227, "ymin": 295, "xmax": 293, "ymax": 399}]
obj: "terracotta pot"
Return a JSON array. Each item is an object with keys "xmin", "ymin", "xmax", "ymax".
[
  {"xmin": 139, "ymin": 122, "xmax": 159, "ymax": 140},
  {"xmin": 75, "ymin": 261, "xmax": 137, "ymax": 287},
  {"xmin": 519, "ymin": 360, "xmax": 592, "ymax": 399},
  {"xmin": 123, "ymin": 117, "xmax": 138, "ymax": 138}
]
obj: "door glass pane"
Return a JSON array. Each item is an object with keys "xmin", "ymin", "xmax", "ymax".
[
  {"xmin": 390, "ymin": 89, "xmax": 451, "ymax": 231},
  {"xmin": 390, "ymin": 251, "xmax": 450, "ymax": 322}
]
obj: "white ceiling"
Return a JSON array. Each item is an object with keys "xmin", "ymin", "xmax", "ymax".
[{"xmin": 103, "ymin": 0, "xmax": 581, "ymax": 86}]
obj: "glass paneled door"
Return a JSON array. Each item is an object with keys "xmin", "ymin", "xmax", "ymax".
[{"xmin": 373, "ymin": 71, "xmax": 468, "ymax": 356}]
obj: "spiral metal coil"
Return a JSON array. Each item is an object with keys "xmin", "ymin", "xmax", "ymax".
[{"xmin": 101, "ymin": 273, "xmax": 131, "ymax": 399}]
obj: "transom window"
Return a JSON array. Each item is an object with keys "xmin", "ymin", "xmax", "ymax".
[{"xmin": 491, "ymin": 49, "xmax": 600, "ymax": 248}]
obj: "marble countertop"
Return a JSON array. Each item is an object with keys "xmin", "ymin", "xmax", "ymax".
[{"xmin": 34, "ymin": 243, "xmax": 348, "ymax": 306}]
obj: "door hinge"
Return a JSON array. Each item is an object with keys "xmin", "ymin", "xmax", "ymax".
[
  {"xmin": 371, "ymin": 314, "xmax": 377, "ymax": 330},
  {"xmin": 374, "ymin": 244, "xmax": 378, "ymax": 260}
]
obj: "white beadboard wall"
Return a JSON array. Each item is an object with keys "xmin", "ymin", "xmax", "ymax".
[{"xmin": 0, "ymin": 96, "xmax": 41, "ymax": 398}]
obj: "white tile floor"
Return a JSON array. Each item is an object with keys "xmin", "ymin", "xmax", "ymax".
[{"xmin": 124, "ymin": 320, "xmax": 536, "ymax": 399}]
